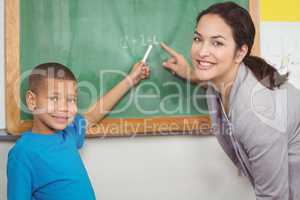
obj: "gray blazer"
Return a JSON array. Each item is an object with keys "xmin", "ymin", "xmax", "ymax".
[{"xmin": 206, "ymin": 63, "xmax": 300, "ymax": 200}]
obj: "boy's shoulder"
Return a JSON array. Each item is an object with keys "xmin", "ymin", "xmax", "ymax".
[
  {"xmin": 8, "ymin": 131, "xmax": 36, "ymax": 161},
  {"xmin": 65, "ymin": 114, "xmax": 87, "ymax": 149},
  {"xmin": 10, "ymin": 114, "xmax": 86, "ymax": 154},
  {"xmin": 9, "ymin": 114, "xmax": 86, "ymax": 157}
]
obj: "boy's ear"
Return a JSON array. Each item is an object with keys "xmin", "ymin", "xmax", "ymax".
[
  {"xmin": 26, "ymin": 90, "xmax": 37, "ymax": 112},
  {"xmin": 235, "ymin": 44, "xmax": 248, "ymax": 63}
]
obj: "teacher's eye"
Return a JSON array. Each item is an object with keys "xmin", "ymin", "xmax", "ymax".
[
  {"xmin": 193, "ymin": 36, "xmax": 202, "ymax": 43},
  {"xmin": 212, "ymin": 41, "xmax": 223, "ymax": 47}
]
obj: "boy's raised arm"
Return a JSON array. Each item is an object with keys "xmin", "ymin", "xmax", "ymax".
[{"xmin": 83, "ymin": 61, "xmax": 149, "ymax": 125}]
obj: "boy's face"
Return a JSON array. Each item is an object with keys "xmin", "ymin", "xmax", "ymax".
[{"xmin": 26, "ymin": 78, "xmax": 78, "ymax": 134}]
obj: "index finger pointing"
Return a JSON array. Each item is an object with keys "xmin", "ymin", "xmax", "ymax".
[{"xmin": 160, "ymin": 42, "xmax": 180, "ymax": 58}]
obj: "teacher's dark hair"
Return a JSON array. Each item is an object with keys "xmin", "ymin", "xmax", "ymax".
[{"xmin": 196, "ymin": 1, "xmax": 288, "ymax": 89}]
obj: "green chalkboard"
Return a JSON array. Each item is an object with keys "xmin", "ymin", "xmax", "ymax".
[{"xmin": 19, "ymin": 0, "xmax": 248, "ymax": 121}]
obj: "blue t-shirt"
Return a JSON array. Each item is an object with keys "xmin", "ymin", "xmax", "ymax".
[{"xmin": 7, "ymin": 115, "xmax": 96, "ymax": 200}]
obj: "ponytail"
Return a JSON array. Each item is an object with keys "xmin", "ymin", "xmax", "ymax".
[{"xmin": 244, "ymin": 56, "xmax": 288, "ymax": 90}]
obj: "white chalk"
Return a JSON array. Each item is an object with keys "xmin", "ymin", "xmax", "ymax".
[{"xmin": 142, "ymin": 44, "xmax": 153, "ymax": 62}]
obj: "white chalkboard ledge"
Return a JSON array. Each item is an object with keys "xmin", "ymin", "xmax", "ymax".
[{"xmin": 0, "ymin": 130, "xmax": 17, "ymax": 141}]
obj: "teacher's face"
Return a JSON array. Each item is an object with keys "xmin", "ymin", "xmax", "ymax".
[{"xmin": 190, "ymin": 14, "xmax": 242, "ymax": 86}]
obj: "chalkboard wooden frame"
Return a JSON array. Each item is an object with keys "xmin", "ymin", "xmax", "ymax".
[{"xmin": 5, "ymin": 0, "xmax": 259, "ymax": 136}]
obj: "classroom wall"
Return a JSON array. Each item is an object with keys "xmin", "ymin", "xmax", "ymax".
[
  {"xmin": 1, "ymin": 138, "xmax": 255, "ymax": 200},
  {"xmin": 0, "ymin": 0, "xmax": 256, "ymax": 199},
  {"xmin": 260, "ymin": 0, "xmax": 300, "ymax": 89}
]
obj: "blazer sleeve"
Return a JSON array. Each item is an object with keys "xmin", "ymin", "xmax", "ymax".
[{"xmin": 236, "ymin": 111, "xmax": 289, "ymax": 200}]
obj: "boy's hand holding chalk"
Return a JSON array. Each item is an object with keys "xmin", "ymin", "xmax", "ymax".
[{"xmin": 126, "ymin": 46, "xmax": 152, "ymax": 87}]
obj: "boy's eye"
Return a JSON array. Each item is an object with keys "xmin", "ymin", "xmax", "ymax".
[
  {"xmin": 67, "ymin": 98, "xmax": 77, "ymax": 103},
  {"xmin": 49, "ymin": 96, "xmax": 59, "ymax": 102}
]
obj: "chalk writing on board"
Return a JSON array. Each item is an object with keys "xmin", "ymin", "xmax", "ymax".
[{"xmin": 120, "ymin": 34, "xmax": 159, "ymax": 49}]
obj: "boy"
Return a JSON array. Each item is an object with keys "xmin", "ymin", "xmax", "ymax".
[{"xmin": 7, "ymin": 61, "xmax": 149, "ymax": 200}]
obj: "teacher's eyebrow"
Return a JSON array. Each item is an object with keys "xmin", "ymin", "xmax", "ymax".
[
  {"xmin": 212, "ymin": 35, "xmax": 226, "ymax": 40},
  {"xmin": 194, "ymin": 31, "xmax": 226, "ymax": 40},
  {"xmin": 194, "ymin": 31, "xmax": 201, "ymax": 36}
]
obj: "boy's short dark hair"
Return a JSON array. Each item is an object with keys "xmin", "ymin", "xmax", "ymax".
[{"xmin": 28, "ymin": 62, "xmax": 77, "ymax": 92}]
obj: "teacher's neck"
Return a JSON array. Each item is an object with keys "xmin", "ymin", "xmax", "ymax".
[{"xmin": 212, "ymin": 63, "xmax": 240, "ymax": 113}]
